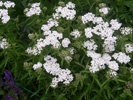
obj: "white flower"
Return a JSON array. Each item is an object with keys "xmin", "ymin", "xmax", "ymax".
[
  {"xmin": 1, "ymin": 15, "xmax": 10, "ymax": 24},
  {"xmin": 108, "ymin": 61, "xmax": 119, "ymax": 71},
  {"xmin": 4, "ymin": 1, "xmax": 15, "ymax": 9},
  {"xmin": 50, "ymin": 77, "xmax": 59, "ymax": 88},
  {"xmin": 70, "ymin": 30, "xmax": 80, "ymax": 38},
  {"xmin": 81, "ymin": 12, "xmax": 95, "ymax": 24},
  {"xmin": 0, "ymin": 38, "xmax": 9, "ymax": 49},
  {"xmin": 102, "ymin": 53, "xmax": 112, "ymax": 64},
  {"xmin": 43, "ymin": 55, "xmax": 73, "ymax": 87},
  {"xmin": 62, "ymin": 38, "xmax": 71, "ymax": 48},
  {"xmin": 107, "ymin": 70, "xmax": 117, "ymax": 77},
  {"xmin": 112, "ymin": 52, "xmax": 131, "ymax": 64},
  {"xmin": 120, "ymin": 27, "xmax": 133, "ymax": 35},
  {"xmin": 65, "ymin": 56, "xmax": 72, "ymax": 62},
  {"xmin": 83, "ymin": 39, "xmax": 98, "ymax": 51},
  {"xmin": 54, "ymin": 2, "xmax": 76, "ymax": 20},
  {"xmin": 99, "ymin": 7, "xmax": 110, "ymax": 15},
  {"xmin": 0, "ymin": 1, "xmax": 3, "ymax": 7},
  {"xmin": 66, "ymin": 2, "xmax": 75, "ymax": 9},
  {"xmin": 26, "ymin": 47, "xmax": 41, "ymax": 55},
  {"xmin": 33, "ymin": 62, "xmax": 42, "ymax": 70},
  {"xmin": 84, "ymin": 27, "xmax": 93, "ymax": 38},
  {"xmin": 24, "ymin": 3, "xmax": 41, "ymax": 17},
  {"xmin": 93, "ymin": 17, "xmax": 103, "ymax": 24},
  {"xmin": 125, "ymin": 43, "xmax": 133, "ymax": 53},
  {"xmin": 110, "ymin": 19, "xmax": 122, "ymax": 30},
  {"xmin": 103, "ymin": 36, "xmax": 117, "ymax": 52},
  {"xmin": 47, "ymin": 18, "xmax": 59, "ymax": 27}
]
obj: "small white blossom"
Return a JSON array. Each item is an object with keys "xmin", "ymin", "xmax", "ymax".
[
  {"xmin": 47, "ymin": 18, "xmax": 59, "ymax": 27},
  {"xmin": 110, "ymin": 19, "xmax": 122, "ymax": 30},
  {"xmin": 107, "ymin": 70, "xmax": 117, "ymax": 77},
  {"xmin": 99, "ymin": 7, "xmax": 110, "ymax": 15},
  {"xmin": 66, "ymin": 2, "xmax": 75, "ymax": 9},
  {"xmin": 4, "ymin": 1, "xmax": 15, "ymax": 9},
  {"xmin": 24, "ymin": 3, "xmax": 41, "ymax": 17},
  {"xmin": 83, "ymin": 39, "xmax": 98, "ymax": 51},
  {"xmin": 81, "ymin": 12, "xmax": 95, "ymax": 24},
  {"xmin": 84, "ymin": 27, "xmax": 93, "ymax": 38},
  {"xmin": 54, "ymin": 2, "xmax": 76, "ymax": 20},
  {"xmin": 0, "ymin": 1, "xmax": 3, "ymax": 7},
  {"xmin": 33, "ymin": 62, "xmax": 42, "ymax": 70},
  {"xmin": 43, "ymin": 55, "xmax": 73, "ymax": 88},
  {"xmin": 125, "ymin": 43, "xmax": 133, "ymax": 53},
  {"xmin": 108, "ymin": 61, "xmax": 119, "ymax": 71},
  {"xmin": 120, "ymin": 27, "xmax": 133, "ymax": 35},
  {"xmin": 112, "ymin": 52, "xmax": 131, "ymax": 64},
  {"xmin": 0, "ymin": 38, "xmax": 9, "ymax": 49},
  {"xmin": 62, "ymin": 38, "xmax": 71, "ymax": 48},
  {"xmin": 70, "ymin": 30, "xmax": 80, "ymax": 38}
]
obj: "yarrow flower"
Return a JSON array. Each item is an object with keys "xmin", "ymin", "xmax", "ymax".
[
  {"xmin": 26, "ymin": 2, "xmax": 133, "ymax": 87},
  {"xmin": 70, "ymin": 30, "xmax": 80, "ymax": 38},
  {"xmin": 0, "ymin": 38, "xmax": 9, "ymax": 49},
  {"xmin": 24, "ymin": 3, "xmax": 41, "ymax": 17},
  {"xmin": 107, "ymin": 70, "xmax": 117, "ymax": 77},
  {"xmin": 4, "ymin": 1, "xmax": 15, "ymax": 9},
  {"xmin": 120, "ymin": 27, "xmax": 133, "ymax": 35},
  {"xmin": 112, "ymin": 52, "xmax": 131, "ymax": 64},
  {"xmin": 125, "ymin": 43, "xmax": 133, "ymax": 53},
  {"xmin": 53, "ymin": 2, "xmax": 76, "ymax": 20},
  {"xmin": 33, "ymin": 62, "xmax": 42, "ymax": 70},
  {"xmin": 0, "ymin": 1, "xmax": 15, "ymax": 24},
  {"xmin": 83, "ymin": 39, "xmax": 98, "ymax": 51},
  {"xmin": 43, "ymin": 55, "xmax": 73, "ymax": 87},
  {"xmin": 62, "ymin": 38, "xmax": 71, "ymax": 48}
]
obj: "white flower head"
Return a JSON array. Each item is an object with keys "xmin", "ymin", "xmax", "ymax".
[
  {"xmin": 33, "ymin": 62, "xmax": 42, "ymax": 70},
  {"xmin": 120, "ymin": 27, "xmax": 133, "ymax": 35},
  {"xmin": 99, "ymin": 7, "xmax": 110, "ymax": 15},
  {"xmin": 112, "ymin": 52, "xmax": 131, "ymax": 64},
  {"xmin": 125, "ymin": 43, "xmax": 133, "ymax": 53},
  {"xmin": 24, "ymin": 3, "xmax": 41, "ymax": 17},
  {"xmin": 110, "ymin": 19, "xmax": 122, "ymax": 30},
  {"xmin": 62, "ymin": 38, "xmax": 71, "ymax": 48},
  {"xmin": 4, "ymin": 1, "xmax": 15, "ymax": 9},
  {"xmin": 0, "ymin": 38, "xmax": 9, "ymax": 49}
]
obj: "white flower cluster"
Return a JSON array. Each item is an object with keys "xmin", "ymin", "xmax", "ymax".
[
  {"xmin": 120, "ymin": 27, "xmax": 133, "ymax": 35},
  {"xmin": 62, "ymin": 38, "xmax": 71, "ymax": 48},
  {"xmin": 70, "ymin": 30, "xmax": 80, "ymax": 38},
  {"xmin": 110, "ymin": 19, "xmax": 122, "ymax": 30},
  {"xmin": 26, "ymin": 2, "xmax": 76, "ymax": 55},
  {"xmin": 99, "ymin": 7, "xmax": 110, "ymax": 15},
  {"xmin": 24, "ymin": 3, "xmax": 41, "ymax": 17},
  {"xmin": 103, "ymin": 36, "xmax": 117, "ymax": 52},
  {"xmin": 26, "ymin": 30, "xmax": 63, "ymax": 55},
  {"xmin": 98, "ymin": 3, "xmax": 110, "ymax": 15},
  {"xmin": 107, "ymin": 70, "xmax": 117, "ymax": 77},
  {"xmin": 87, "ymin": 51, "xmax": 119, "ymax": 73},
  {"xmin": 0, "ymin": 1, "xmax": 15, "ymax": 24},
  {"xmin": 112, "ymin": 52, "xmax": 131, "ymax": 64},
  {"xmin": 83, "ymin": 39, "xmax": 98, "ymax": 51},
  {"xmin": 26, "ymin": 2, "xmax": 132, "ymax": 83},
  {"xmin": 33, "ymin": 62, "xmax": 42, "ymax": 70},
  {"xmin": 43, "ymin": 55, "xmax": 73, "ymax": 88},
  {"xmin": 82, "ymin": 12, "xmax": 122, "ymax": 53},
  {"xmin": 125, "ymin": 43, "xmax": 133, "ymax": 53},
  {"xmin": 53, "ymin": 2, "xmax": 76, "ymax": 20},
  {"xmin": 0, "ymin": 38, "xmax": 9, "ymax": 49},
  {"xmin": 81, "ymin": 8, "xmax": 131, "ymax": 76}
]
